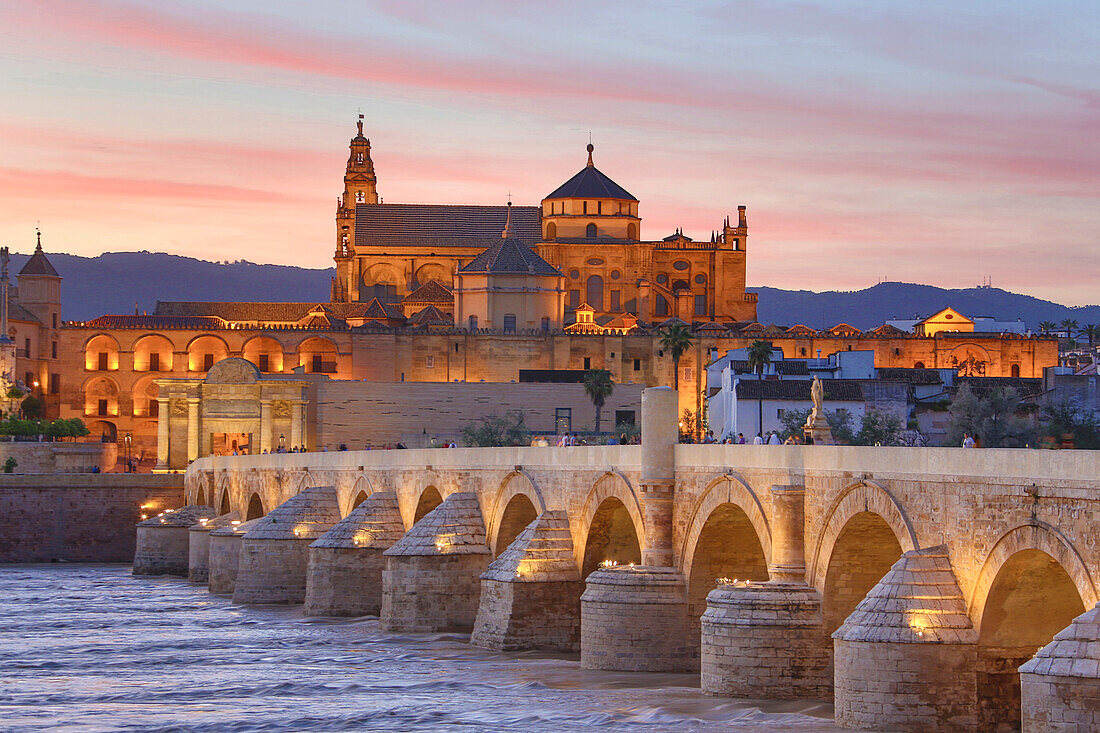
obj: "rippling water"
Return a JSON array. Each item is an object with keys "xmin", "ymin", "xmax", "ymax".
[{"xmin": 0, "ymin": 566, "xmax": 844, "ymax": 732}]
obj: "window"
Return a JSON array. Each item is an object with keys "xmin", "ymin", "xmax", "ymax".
[
  {"xmin": 546, "ymin": 222, "xmax": 556, "ymax": 239},
  {"xmin": 656, "ymin": 273, "xmax": 668, "ymax": 284},
  {"xmin": 98, "ymin": 352, "xmax": 108, "ymax": 371},
  {"xmin": 555, "ymin": 408, "xmax": 572, "ymax": 434},
  {"xmin": 683, "ymin": 366, "xmax": 694, "ymax": 381},
  {"xmin": 586, "ymin": 223, "xmax": 597, "ymax": 238},
  {"xmin": 655, "ymin": 295, "xmax": 669, "ymax": 316},
  {"xmin": 800, "ymin": 348, "xmax": 807, "ymax": 356},
  {"xmin": 627, "ymin": 223, "xmax": 637, "ymax": 240},
  {"xmin": 150, "ymin": 398, "xmax": 159, "ymax": 417},
  {"xmin": 425, "ymin": 355, "xmax": 435, "ymax": 369},
  {"xmin": 51, "ymin": 342, "xmax": 57, "ymax": 359},
  {"xmin": 25, "ymin": 371, "xmax": 33, "ymax": 386},
  {"xmin": 52, "ymin": 313, "xmax": 57, "ymax": 328},
  {"xmin": 149, "ymin": 352, "xmax": 160, "ymax": 372},
  {"xmin": 694, "ymin": 294, "xmax": 707, "ymax": 315},
  {"xmin": 583, "ymin": 357, "xmax": 591, "ymax": 370},
  {"xmin": 503, "ymin": 314, "xmax": 517, "ymax": 333},
  {"xmin": 569, "ymin": 290, "xmax": 580, "ymax": 309},
  {"xmin": 454, "ymin": 342, "xmax": 460, "ymax": 353},
  {"xmin": 586, "ymin": 276, "xmax": 604, "ymax": 310},
  {"xmin": 894, "ymin": 348, "xmax": 901, "ymax": 356},
  {"xmin": 203, "ymin": 353, "xmax": 215, "ymax": 371},
  {"xmin": 312, "ymin": 354, "xmax": 323, "ymax": 372},
  {"xmin": 583, "ymin": 201, "xmax": 588, "ymax": 214},
  {"xmin": 356, "ymin": 153, "xmax": 364, "ymax": 164},
  {"xmin": 633, "ymin": 358, "xmax": 641, "ymax": 371},
  {"xmin": 914, "ymin": 361, "xmax": 925, "ymax": 369},
  {"xmin": 355, "ymin": 190, "xmax": 365, "ymax": 203},
  {"xmin": 468, "ymin": 315, "xmax": 478, "ymax": 331},
  {"xmin": 778, "ymin": 409, "xmax": 785, "ymax": 418},
  {"xmin": 1011, "ymin": 364, "xmax": 1021, "ymax": 378},
  {"xmin": 49, "ymin": 374, "xmax": 59, "ymax": 394},
  {"xmin": 615, "ymin": 410, "xmax": 635, "ymax": 427},
  {"xmin": 597, "ymin": 201, "xmax": 602, "ymax": 214},
  {"xmin": 541, "ymin": 316, "xmax": 550, "ymax": 332},
  {"xmin": 370, "ymin": 284, "xmax": 397, "ymax": 302},
  {"xmin": 97, "ymin": 399, "xmax": 108, "ymax": 416},
  {"xmin": 24, "ymin": 338, "xmax": 30, "ymax": 355},
  {"xmin": 258, "ymin": 353, "xmax": 269, "ymax": 372},
  {"xmin": 610, "ymin": 290, "xmax": 621, "ymax": 312},
  {"xmin": 695, "ymin": 274, "xmax": 706, "ymax": 285}
]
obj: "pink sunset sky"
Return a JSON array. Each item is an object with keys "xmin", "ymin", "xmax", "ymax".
[{"xmin": 1, "ymin": 0, "xmax": 1097, "ymax": 305}]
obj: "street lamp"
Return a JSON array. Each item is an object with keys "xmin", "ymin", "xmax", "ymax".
[{"xmin": 123, "ymin": 432, "xmax": 132, "ymax": 472}]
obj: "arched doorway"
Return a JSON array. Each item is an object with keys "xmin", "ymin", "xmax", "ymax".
[
  {"xmin": 977, "ymin": 549, "xmax": 1085, "ymax": 728},
  {"xmin": 822, "ymin": 512, "xmax": 904, "ymax": 634},
  {"xmin": 494, "ymin": 493, "xmax": 538, "ymax": 555},
  {"xmin": 685, "ymin": 503, "xmax": 769, "ymax": 631},
  {"xmin": 219, "ymin": 491, "xmax": 231, "ymax": 515},
  {"xmin": 413, "ymin": 486, "xmax": 443, "ymax": 523},
  {"xmin": 580, "ymin": 497, "xmax": 641, "ymax": 579},
  {"xmin": 352, "ymin": 490, "xmax": 368, "ymax": 510},
  {"xmin": 246, "ymin": 493, "xmax": 264, "ymax": 520}
]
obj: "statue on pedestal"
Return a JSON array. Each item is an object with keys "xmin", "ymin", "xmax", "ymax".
[{"xmin": 803, "ymin": 376, "xmax": 835, "ymax": 445}]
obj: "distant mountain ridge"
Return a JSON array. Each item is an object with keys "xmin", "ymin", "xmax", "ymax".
[{"xmin": 10, "ymin": 250, "xmax": 1098, "ymax": 330}]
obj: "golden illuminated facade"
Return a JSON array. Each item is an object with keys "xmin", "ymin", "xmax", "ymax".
[{"xmin": 332, "ymin": 121, "xmax": 757, "ymax": 325}]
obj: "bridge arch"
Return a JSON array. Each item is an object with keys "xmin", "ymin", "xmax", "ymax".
[
  {"xmin": 969, "ymin": 522, "xmax": 1094, "ymax": 729},
  {"xmin": 347, "ymin": 475, "xmax": 372, "ymax": 514},
  {"xmin": 411, "ymin": 484, "xmax": 444, "ymax": 526},
  {"xmin": 246, "ymin": 492, "xmax": 265, "ymax": 520},
  {"xmin": 216, "ymin": 474, "xmax": 232, "ymax": 515},
  {"xmin": 813, "ymin": 480, "xmax": 917, "ymax": 635},
  {"xmin": 487, "ymin": 471, "xmax": 545, "ymax": 555},
  {"xmin": 680, "ymin": 474, "xmax": 772, "ymax": 633},
  {"xmin": 577, "ymin": 471, "xmax": 644, "ymax": 578}
]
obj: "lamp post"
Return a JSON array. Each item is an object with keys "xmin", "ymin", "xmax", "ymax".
[{"xmin": 123, "ymin": 432, "xmax": 132, "ymax": 472}]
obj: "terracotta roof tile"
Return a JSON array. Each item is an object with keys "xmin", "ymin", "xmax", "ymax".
[
  {"xmin": 401, "ymin": 280, "xmax": 454, "ymax": 304},
  {"xmin": 355, "ymin": 203, "xmax": 540, "ymax": 250}
]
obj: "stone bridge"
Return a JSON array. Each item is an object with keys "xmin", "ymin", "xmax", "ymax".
[{"xmin": 174, "ymin": 388, "xmax": 1100, "ymax": 732}]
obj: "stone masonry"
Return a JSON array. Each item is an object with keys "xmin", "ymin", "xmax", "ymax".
[
  {"xmin": 232, "ymin": 486, "xmax": 341, "ymax": 604},
  {"xmin": 188, "ymin": 511, "xmax": 240, "ymax": 583},
  {"xmin": 381, "ymin": 492, "xmax": 491, "ymax": 633},
  {"xmin": 133, "ymin": 504, "xmax": 215, "ymax": 576},
  {"xmin": 471, "ymin": 510, "xmax": 582, "ymax": 652},
  {"xmin": 207, "ymin": 517, "xmax": 259, "ymax": 595},
  {"xmin": 1019, "ymin": 602, "xmax": 1100, "ymax": 732},
  {"xmin": 304, "ymin": 491, "xmax": 405, "ymax": 617}
]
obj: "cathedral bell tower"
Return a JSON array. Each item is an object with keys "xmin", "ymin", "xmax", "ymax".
[{"xmin": 333, "ymin": 114, "xmax": 378, "ymax": 302}]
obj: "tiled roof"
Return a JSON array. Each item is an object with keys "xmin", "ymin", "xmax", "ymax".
[
  {"xmin": 868, "ymin": 323, "xmax": 908, "ymax": 337},
  {"xmin": 459, "ymin": 237, "xmax": 562, "ymax": 276},
  {"xmin": 401, "ymin": 280, "xmax": 454, "ymax": 304},
  {"xmin": 545, "ymin": 160, "xmax": 637, "ymax": 201},
  {"xmin": 359, "ymin": 297, "xmax": 404, "ymax": 320},
  {"xmin": 154, "ymin": 301, "xmax": 381, "ymax": 323},
  {"xmin": 828, "ymin": 323, "xmax": 862, "ymax": 335},
  {"xmin": 19, "ymin": 245, "xmax": 59, "ymax": 277},
  {"xmin": 955, "ymin": 376, "xmax": 1043, "ymax": 398},
  {"xmin": 10, "ymin": 303, "xmax": 41, "ymax": 325},
  {"xmin": 877, "ymin": 367, "xmax": 944, "ymax": 385},
  {"xmin": 786, "ymin": 324, "xmax": 817, "ymax": 335},
  {"xmin": 735, "ymin": 379, "xmax": 864, "ymax": 401},
  {"xmin": 407, "ymin": 305, "xmax": 453, "ymax": 326},
  {"xmin": 79, "ymin": 314, "xmax": 227, "ymax": 330},
  {"xmin": 354, "ymin": 203, "xmax": 540, "ymax": 250}
]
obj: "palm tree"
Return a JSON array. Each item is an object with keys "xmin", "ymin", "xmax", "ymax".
[
  {"xmin": 1060, "ymin": 318, "xmax": 1079, "ymax": 338},
  {"xmin": 1080, "ymin": 323, "xmax": 1099, "ymax": 348},
  {"xmin": 658, "ymin": 324, "xmax": 693, "ymax": 390},
  {"xmin": 746, "ymin": 339, "xmax": 773, "ymax": 439},
  {"xmin": 583, "ymin": 368, "xmax": 614, "ymax": 433},
  {"xmin": 1038, "ymin": 320, "xmax": 1057, "ymax": 335}
]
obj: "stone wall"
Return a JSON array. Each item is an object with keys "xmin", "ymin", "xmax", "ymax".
[
  {"xmin": 0, "ymin": 441, "xmax": 116, "ymax": 474},
  {"xmin": 0, "ymin": 473, "xmax": 184, "ymax": 562},
  {"xmin": 315, "ymin": 380, "xmax": 644, "ymax": 447}
]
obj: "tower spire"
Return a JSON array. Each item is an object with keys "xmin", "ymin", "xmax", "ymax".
[
  {"xmin": 586, "ymin": 142, "xmax": 594, "ymax": 167},
  {"xmin": 357, "ymin": 113, "xmax": 364, "ymax": 137},
  {"xmin": 502, "ymin": 200, "xmax": 514, "ymax": 238}
]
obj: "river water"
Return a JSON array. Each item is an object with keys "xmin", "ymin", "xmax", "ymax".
[{"xmin": 1, "ymin": 566, "xmax": 845, "ymax": 732}]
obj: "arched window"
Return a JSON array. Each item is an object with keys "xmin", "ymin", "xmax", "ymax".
[
  {"xmin": 914, "ymin": 361, "xmax": 925, "ymax": 369},
  {"xmin": 355, "ymin": 153, "xmax": 364, "ymax": 164},
  {"xmin": 627, "ymin": 223, "xmax": 637, "ymax": 240},
  {"xmin": 586, "ymin": 275, "xmax": 604, "ymax": 310},
  {"xmin": 468, "ymin": 315, "xmax": 478, "ymax": 331},
  {"xmin": 1011, "ymin": 364, "xmax": 1020, "ymax": 378},
  {"xmin": 546, "ymin": 222, "xmax": 557, "ymax": 239},
  {"xmin": 586, "ymin": 223, "xmax": 597, "ymax": 238},
  {"xmin": 355, "ymin": 190, "xmax": 365, "ymax": 203}
]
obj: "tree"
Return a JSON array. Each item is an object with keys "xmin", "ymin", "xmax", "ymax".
[
  {"xmin": 658, "ymin": 324, "xmax": 693, "ymax": 390},
  {"xmin": 20, "ymin": 395, "xmax": 43, "ymax": 419},
  {"xmin": 461, "ymin": 411, "xmax": 528, "ymax": 447},
  {"xmin": 1038, "ymin": 320, "xmax": 1057, "ymax": 335},
  {"xmin": 946, "ymin": 384, "xmax": 1035, "ymax": 448},
  {"xmin": 746, "ymin": 340, "xmax": 773, "ymax": 438},
  {"xmin": 1060, "ymin": 318, "xmax": 1079, "ymax": 338},
  {"xmin": 853, "ymin": 409, "xmax": 904, "ymax": 446},
  {"xmin": 1080, "ymin": 324, "xmax": 1100, "ymax": 348},
  {"xmin": 583, "ymin": 368, "xmax": 614, "ymax": 433},
  {"xmin": 1041, "ymin": 400, "xmax": 1099, "ymax": 450}
]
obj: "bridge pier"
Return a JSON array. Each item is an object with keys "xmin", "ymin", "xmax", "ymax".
[
  {"xmin": 833, "ymin": 545, "xmax": 978, "ymax": 732},
  {"xmin": 207, "ymin": 518, "xmax": 258, "ymax": 595},
  {"xmin": 232, "ymin": 486, "xmax": 341, "ymax": 605},
  {"xmin": 1020, "ymin": 602, "xmax": 1100, "ymax": 732},
  {"xmin": 701, "ymin": 484, "xmax": 831, "ymax": 699},
  {"xmin": 133, "ymin": 504, "xmax": 216, "ymax": 576},
  {"xmin": 304, "ymin": 491, "xmax": 404, "ymax": 617},
  {"xmin": 188, "ymin": 511, "xmax": 240, "ymax": 583},
  {"xmin": 380, "ymin": 492, "xmax": 491, "ymax": 633},
  {"xmin": 471, "ymin": 511, "xmax": 581, "ymax": 652}
]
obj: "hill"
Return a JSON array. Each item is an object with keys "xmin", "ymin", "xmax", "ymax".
[{"xmin": 9, "ymin": 251, "xmax": 1097, "ymax": 330}]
